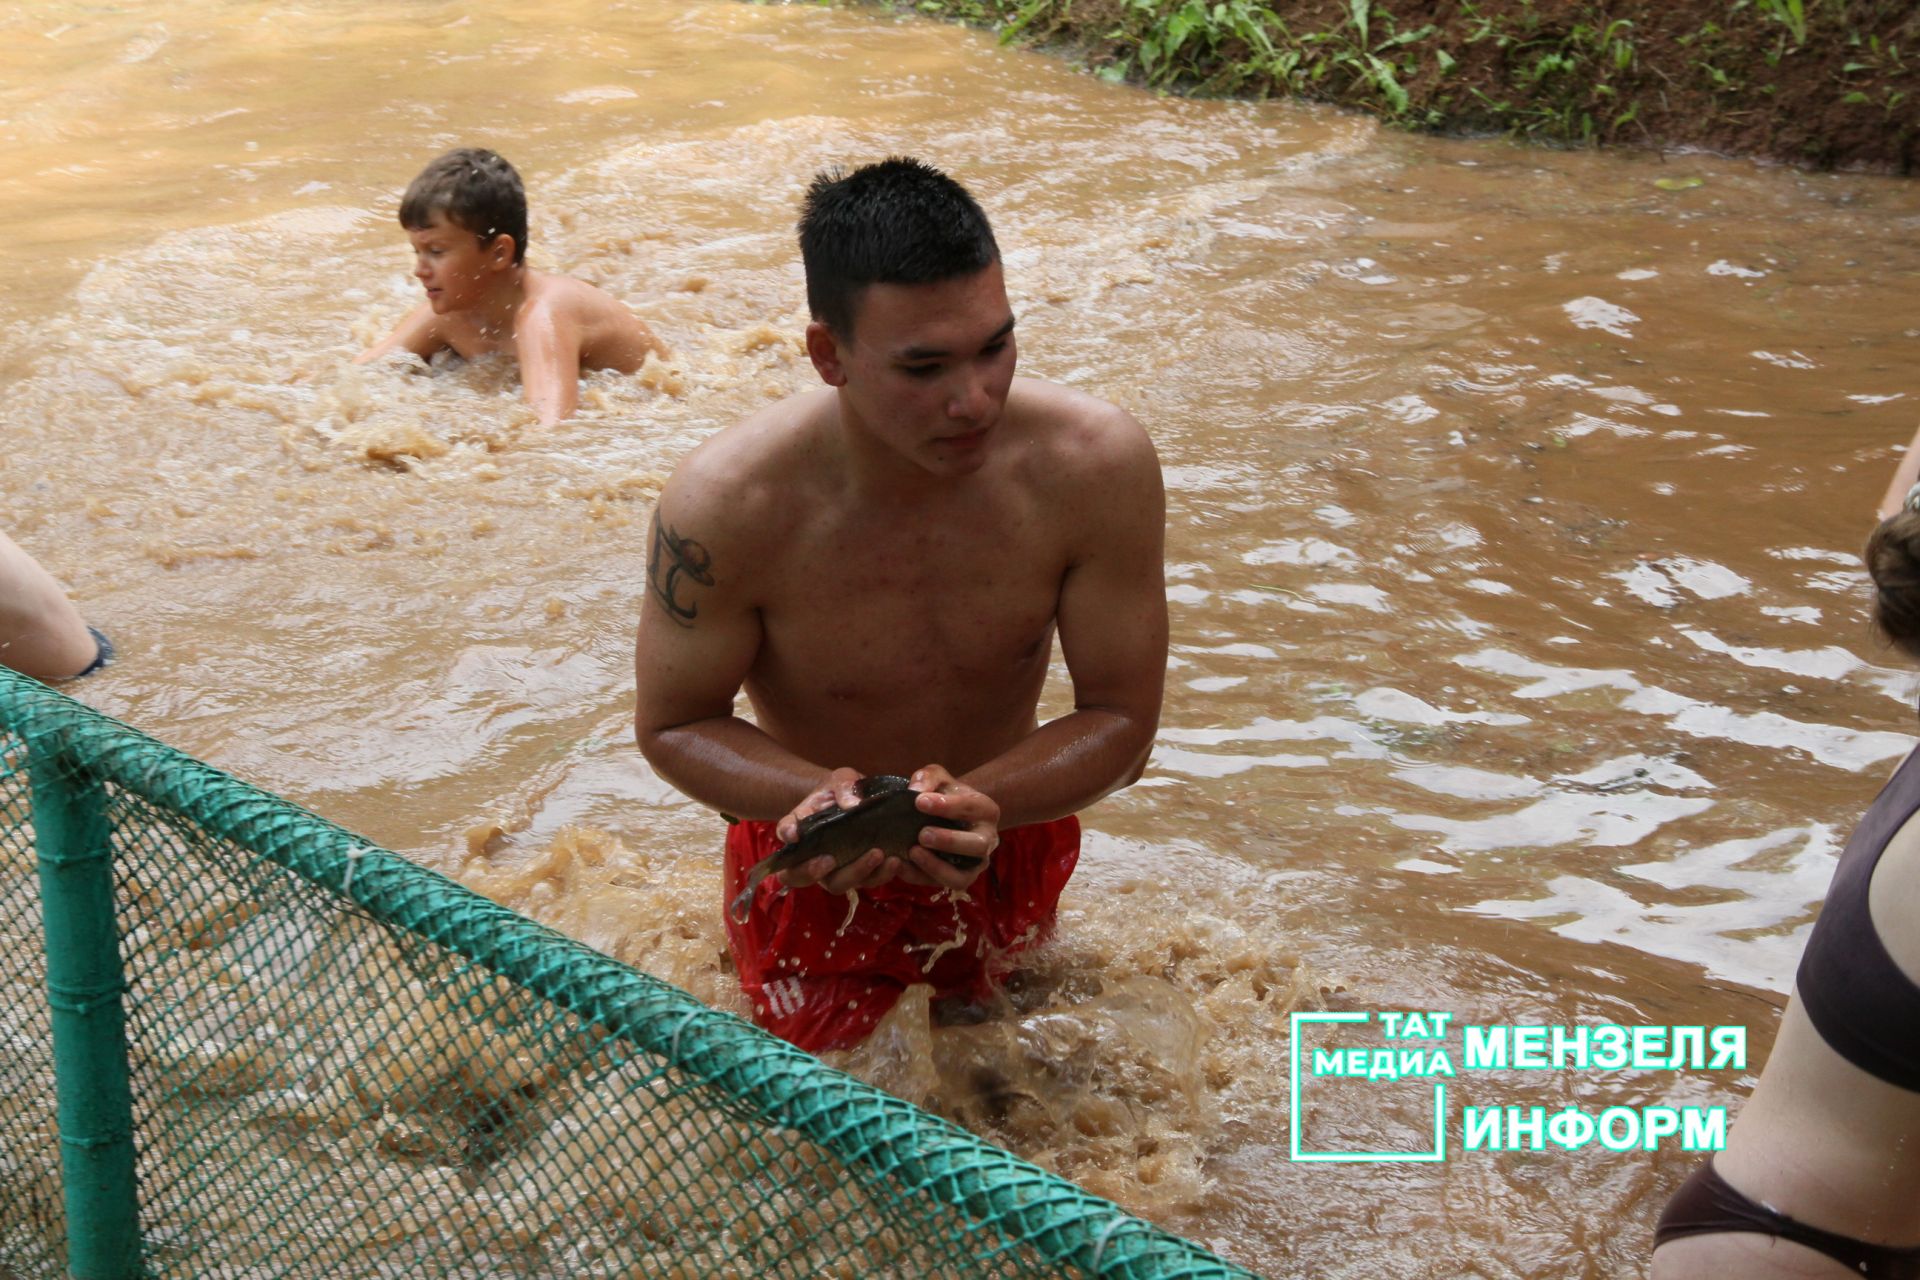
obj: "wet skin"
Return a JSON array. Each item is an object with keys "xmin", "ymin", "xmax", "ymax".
[
  {"xmin": 354, "ymin": 211, "xmax": 666, "ymax": 426},
  {"xmin": 633, "ymin": 261, "xmax": 1167, "ymax": 902},
  {"xmin": 1651, "ymin": 802, "xmax": 1920, "ymax": 1278}
]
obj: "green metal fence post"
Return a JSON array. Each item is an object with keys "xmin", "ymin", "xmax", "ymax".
[{"xmin": 29, "ymin": 737, "xmax": 142, "ymax": 1279}]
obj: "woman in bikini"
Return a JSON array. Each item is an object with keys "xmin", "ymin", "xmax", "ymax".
[{"xmin": 1651, "ymin": 430, "xmax": 1920, "ymax": 1279}]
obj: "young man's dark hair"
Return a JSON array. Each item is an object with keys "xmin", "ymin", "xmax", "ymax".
[
  {"xmin": 797, "ymin": 157, "xmax": 1000, "ymax": 338},
  {"xmin": 398, "ymin": 148, "xmax": 529, "ymax": 265}
]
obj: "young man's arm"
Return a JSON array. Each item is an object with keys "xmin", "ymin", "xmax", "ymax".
[
  {"xmin": 514, "ymin": 301, "xmax": 581, "ymax": 427},
  {"xmin": 636, "ymin": 451, "xmax": 925, "ymax": 895},
  {"xmin": 354, "ymin": 302, "xmax": 443, "ymax": 365},
  {"xmin": 892, "ymin": 405, "xmax": 1165, "ymax": 893},
  {"xmin": 633, "ymin": 467, "xmax": 822, "ymax": 820},
  {"xmin": 948, "ymin": 407, "xmax": 1167, "ymax": 829}
]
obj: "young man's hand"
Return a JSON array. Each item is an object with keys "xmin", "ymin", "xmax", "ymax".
[
  {"xmin": 898, "ymin": 764, "xmax": 1000, "ymax": 891},
  {"xmin": 770, "ymin": 764, "xmax": 1002, "ymax": 894},
  {"xmin": 774, "ymin": 767, "xmax": 895, "ymax": 894}
]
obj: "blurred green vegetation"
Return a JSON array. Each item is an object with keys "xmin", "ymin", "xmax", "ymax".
[{"xmin": 865, "ymin": 0, "xmax": 1914, "ymax": 164}]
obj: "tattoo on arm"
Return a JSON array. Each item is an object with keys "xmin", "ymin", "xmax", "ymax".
[{"xmin": 647, "ymin": 510, "xmax": 716, "ymax": 627}]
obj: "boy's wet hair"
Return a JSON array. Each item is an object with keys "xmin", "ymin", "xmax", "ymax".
[
  {"xmin": 399, "ymin": 148, "xmax": 528, "ymax": 265},
  {"xmin": 799, "ymin": 157, "xmax": 999, "ymax": 338}
]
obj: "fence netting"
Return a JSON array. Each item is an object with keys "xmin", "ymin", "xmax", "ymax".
[{"xmin": 0, "ymin": 668, "xmax": 1260, "ymax": 1279}]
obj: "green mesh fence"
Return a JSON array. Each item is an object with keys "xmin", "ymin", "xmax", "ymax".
[{"xmin": 0, "ymin": 667, "xmax": 1261, "ymax": 1279}]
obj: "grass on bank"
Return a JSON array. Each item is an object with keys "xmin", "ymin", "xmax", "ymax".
[{"xmin": 870, "ymin": 0, "xmax": 1913, "ymax": 160}]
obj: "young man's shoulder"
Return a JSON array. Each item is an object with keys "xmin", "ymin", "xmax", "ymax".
[
  {"xmin": 1002, "ymin": 379, "xmax": 1161, "ymax": 562},
  {"xmin": 657, "ymin": 391, "xmax": 829, "ymax": 544},
  {"xmin": 1006, "ymin": 377, "xmax": 1157, "ymax": 481}
]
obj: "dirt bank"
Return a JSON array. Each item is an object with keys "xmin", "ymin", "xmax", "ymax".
[{"xmin": 903, "ymin": 0, "xmax": 1917, "ymax": 172}]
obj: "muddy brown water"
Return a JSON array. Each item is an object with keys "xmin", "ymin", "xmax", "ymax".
[{"xmin": 5, "ymin": 1, "xmax": 1920, "ymax": 1275}]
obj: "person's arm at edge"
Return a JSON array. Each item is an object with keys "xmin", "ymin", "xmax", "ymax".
[
  {"xmin": 936, "ymin": 406, "xmax": 1167, "ymax": 832},
  {"xmin": 1876, "ymin": 421, "xmax": 1920, "ymax": 522},
  {"xmin": 0, "ymin": 530, "xmax": 99, "ymax": 682},
  {"xmin": 354, "ymin": 301, "xmax": 443, "ymax": 365}
]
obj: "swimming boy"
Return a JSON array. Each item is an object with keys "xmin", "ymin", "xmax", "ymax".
[
  {"xmin": 633, "ymin": 157, "xmax": 1167, "ymax": 1052},
  {"xmin": 355, "ymin": 148, "xmax": 667, "ymax": 427}
]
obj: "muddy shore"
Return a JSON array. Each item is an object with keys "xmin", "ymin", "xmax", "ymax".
[{"xmin": 897, "ymin": 0, "xmax": 1917, "ymax": 172}]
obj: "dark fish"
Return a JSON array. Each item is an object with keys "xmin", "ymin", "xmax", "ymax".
[{"xmin": 729, "ymin": 775, "xmax": 974, "ymax": 922}]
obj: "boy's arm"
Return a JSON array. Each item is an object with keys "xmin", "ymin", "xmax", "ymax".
[
  {"xmin": 633, "ymin": 485, "xmax": 824, "ymax": 822},
  {"xmin": 632, "ymin": 312, "xmax": 671, "ymax": 362},
  {"xmin": 515, "ymin": 302, "xmax": 580, "ymax": 427},
  {"xmin": 354, "ymin": 302, "xmax": 443, "ymax": 365}
]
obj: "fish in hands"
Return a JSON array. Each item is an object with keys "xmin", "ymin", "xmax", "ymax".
[{"xmin": 729, "ymin": 775, "xmax": 975, "ymax": 923}]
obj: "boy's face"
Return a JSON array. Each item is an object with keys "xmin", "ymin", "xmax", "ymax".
[
  {"xmin": 807, "ymin": 261, "xmax": 1017, "ymax": 478},
  {"xmin": 406, "ymin": 211, "xmax": 513, "ymax": 314}
]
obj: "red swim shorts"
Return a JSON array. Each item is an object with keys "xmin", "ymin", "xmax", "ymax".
[{"xmin": 723, "ymin": 814, "xmax": 1080, "ymax": 1052}]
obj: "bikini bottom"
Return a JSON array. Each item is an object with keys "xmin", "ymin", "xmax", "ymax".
[{"xmin": 1655, "ymin": 1157, "xmax": 1920, "ymax": 1279}]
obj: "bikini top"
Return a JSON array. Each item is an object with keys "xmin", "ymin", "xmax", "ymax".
[{"xmin": 1797, "ymin": 743, "xmax": 1920, "ymax": 1094}]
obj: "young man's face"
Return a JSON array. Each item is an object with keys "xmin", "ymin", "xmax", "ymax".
[
  {"xmin": 406, "ymin": 211, "xmax": 511, "ymax": 314},
  {"xmin": 816, "ymin": 261, "xmax": 1018, "ymax": 477}
]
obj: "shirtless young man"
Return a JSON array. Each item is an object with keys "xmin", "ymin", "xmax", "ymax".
[
  {"xmin": 632, "ymin": 157, "xmax": 1167, "ymax": 1052},
  {"xmin": 355, "ymin": 148, "xmax": 667, "ymax": 428}
]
